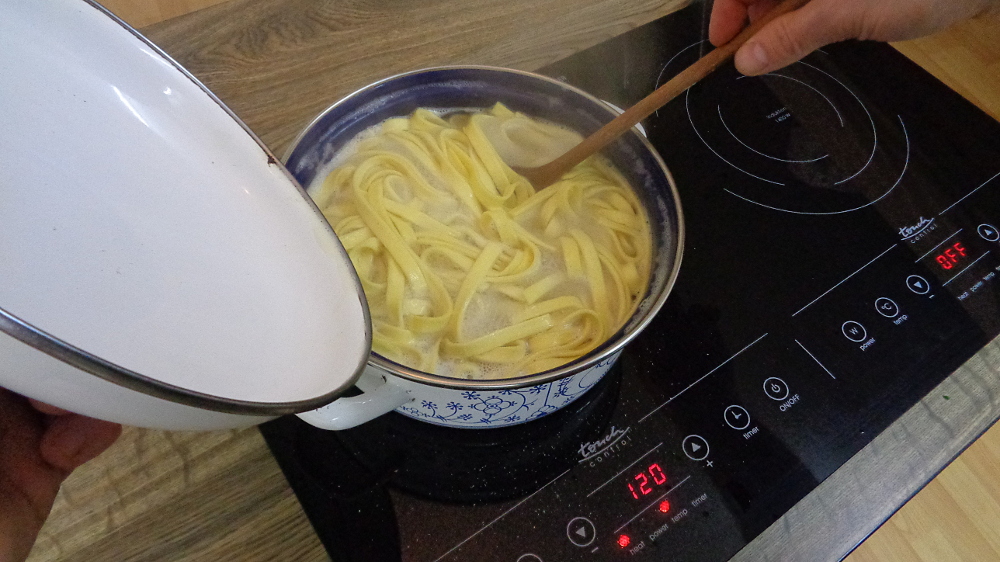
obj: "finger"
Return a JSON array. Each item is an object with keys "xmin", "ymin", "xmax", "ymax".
[
  {"xmin": 746, "ymin": 0, "xmax": 781, "ymax": 22},
  {"xmin": 28, "ymin": 399, "xmax": 70, "ymax": 416},
  {"xmin": 733, "ymin": 0, "xmax": 855, "ymax": 75},
  {"xmin": 708, "ymin": 0, "xmax": 754, "ymax": 46},
  {"xmin": 709, "ymin": 0, "xmax": 782, "ymax": 46},
  {"xmin": 39, "ymin": 414, "xmax": 122, "ymax": 472},
  {"xmin": 0, "ymin": 389, "xmax": 65, "ymax": 547}
]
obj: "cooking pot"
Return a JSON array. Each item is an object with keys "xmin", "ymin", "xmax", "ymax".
[
  {"xmin": 287, "ymin": 67, "xmax": 684, "ymax": 430},
  {"xmin": 0, "ymin": 0, "xmax": 682, "ymax": 431}
]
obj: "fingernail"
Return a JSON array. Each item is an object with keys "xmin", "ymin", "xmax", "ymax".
[{"xmin": 736, "ymin": 43, "xmax": 769, "ymax": 75}]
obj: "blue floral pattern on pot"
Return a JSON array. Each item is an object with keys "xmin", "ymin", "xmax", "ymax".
[{"xmin": 395, "ymin": 352, "xmax": 619, "ymax": 428}]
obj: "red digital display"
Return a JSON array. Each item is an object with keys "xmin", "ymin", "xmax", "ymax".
[
  {"xmin": 935, "ymin": 242, "xmax": 968, "ymax": 270},
  {"xmin": 627, "ymin": 463, "xmax": 668, "ymax": 499}
]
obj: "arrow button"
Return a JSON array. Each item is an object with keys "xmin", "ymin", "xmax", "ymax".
[
  {"xmin": 682, "ymin": 434, "xmax": 710, "ymax": 461},
  {"xmin": 906, "ymin": 274, "xmax": 931, "ymax": 295},
  {"xmin": 566, "ymin": 517, "xmax": 596, "ymax": 547},
  {"xmin": 979, "ymin": 224, "xmax": 999, "ymax": 242}
]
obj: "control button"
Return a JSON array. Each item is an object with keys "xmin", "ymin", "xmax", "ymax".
[
  {"xmin": 566, "ymin": 517, "xmax": 596, "ymax": 547},
  {"xmin": 517, "ymin": 555, "xmax": 543, "ymax": 562},
  {"xmin": 906, "ymin": 274, "xmax": 930, "ymax": 295},
  {"xmin": 682, "ymin": 435, "xmax": 710, "ymax": 461},
  {"xmin": 763, "ymin": 377, "xmax": 790, "ymax": 401},
  {"xmin": 724, "ymin": 405, "xmax": 751, "ymax": 430},
  {"xmin": 842, "ymin": 321, "xmax": 867, "ymax": 342},
  {"xmin": 979, "ymin": 224, "xmax": 999, "ymax": 242},
  {"xmin": 875, "ymin": 297, "xmax": 900, "ymax": 318}
]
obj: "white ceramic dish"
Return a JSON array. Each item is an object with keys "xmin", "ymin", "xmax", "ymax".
[{"xmin": 0, "ymin": 0, "xmax": 371, "ymax": 429}]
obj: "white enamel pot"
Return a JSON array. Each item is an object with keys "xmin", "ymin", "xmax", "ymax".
[{"xmin": 287, "ymin": 67, "xmax": 685, "ymax": 430}]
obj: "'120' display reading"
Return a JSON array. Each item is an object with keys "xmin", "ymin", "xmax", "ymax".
[{"xmin": 628, "ymin": 464, "xmax": 668, "ymax": 499}]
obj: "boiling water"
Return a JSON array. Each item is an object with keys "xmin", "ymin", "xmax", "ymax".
[{"xmin": 308, "ymin": 108, "xmax": 650, "ymax": 379}]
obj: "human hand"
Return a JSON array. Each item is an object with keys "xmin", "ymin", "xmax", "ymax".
[
  {"xmin": 0, "ymin": 390, "xmax": 121, "ymax": 562},
  {"xmin": 709, "ymin": 0, "xmax": 998, "ymax": 75}
]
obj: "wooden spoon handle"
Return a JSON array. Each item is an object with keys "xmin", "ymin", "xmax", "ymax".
[{"xmin": 527, "ymin": 0, "xmax": 810, "ymax": 187}]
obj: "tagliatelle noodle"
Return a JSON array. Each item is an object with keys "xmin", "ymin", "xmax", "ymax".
[{"xmin": 311, "ymin": 103, "xmax": 652, "ymax": 379}]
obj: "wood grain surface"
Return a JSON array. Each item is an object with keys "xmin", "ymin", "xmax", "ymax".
[
  {"xmin": 25, "ymin": 1, "xmax": 1000, "ymax": 561},
  {"xmin": 843, "ymin": 15, "xmax": 1000, "ymax": 562},
  {"xmin": 140, "ymin": 0, "xmax": 687, "ymax": 159},
  {"xmin": 99, "ymin": 0, "xmax": 231, "ymax": 28}
]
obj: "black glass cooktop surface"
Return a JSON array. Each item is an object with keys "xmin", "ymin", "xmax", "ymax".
[{"xmin": 261, "ymin": 4, "xmax": 1000, "ymax": 561}]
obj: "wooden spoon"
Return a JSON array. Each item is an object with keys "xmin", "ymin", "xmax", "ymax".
[{"xmin": 515, "ymin": 0, "xmax": 810, "ymax": 189}]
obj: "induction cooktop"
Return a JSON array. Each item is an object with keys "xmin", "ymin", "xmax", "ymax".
[{"xmin": 261, "ymin": 3, "xmax": 1000, "ymax": 560}]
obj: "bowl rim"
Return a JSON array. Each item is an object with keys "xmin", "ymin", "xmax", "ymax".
[
  {"xmin": 0, "ymin": 0, "xmax": 372, "ymax": 416},
  {"xmin": 286, "ymin": 64, "xmax": 686, "ymax": 391}
]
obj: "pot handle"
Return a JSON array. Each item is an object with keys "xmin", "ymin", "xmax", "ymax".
[{"xmin": 296, "ymin": 375, "xmax": 412, "ymax": 430}]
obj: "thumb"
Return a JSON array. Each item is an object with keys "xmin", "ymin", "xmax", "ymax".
[
  {"xmin": 40, "ymin": 414, "xmax": 121, "ymax": 472},
  {"xmin": 734, "ymin": 0, "xmax": 857, "ymax": 75}
]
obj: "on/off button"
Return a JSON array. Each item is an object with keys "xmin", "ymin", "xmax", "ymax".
[{"xmin": 763, "ymin": 377, "xmax": 790, "ymax": 401}]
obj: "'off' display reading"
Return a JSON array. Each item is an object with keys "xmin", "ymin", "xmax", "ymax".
[{"xmin": 935, "ymin": 242, "xmax": 968, "ymax": 270}]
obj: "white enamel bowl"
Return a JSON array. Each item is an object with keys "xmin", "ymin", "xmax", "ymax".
[{"xmin": 0, "ymin": 0, "xmax": 370, "ymax": 429}]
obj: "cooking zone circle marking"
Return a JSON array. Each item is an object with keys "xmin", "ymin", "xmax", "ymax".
[
  {"xmin": 716, "ymin": 88, "xmax": 831, "ymax": 164},
  {"xmin": 656, "ymin": 42, "xmax": 911, "ymax": 215},
  {"xmin": 685, "ymin": 61, "xmax": 878, "ymax": 187}
]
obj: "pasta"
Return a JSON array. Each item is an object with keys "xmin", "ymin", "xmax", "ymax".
[{"xmin": 310, "ymin": 103, "xmax": 652, "ymax": 379}]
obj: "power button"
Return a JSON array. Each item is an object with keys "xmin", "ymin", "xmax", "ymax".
[{"xmin": 763, "ymin": 377, "xmax": 790, "ymax": 401}]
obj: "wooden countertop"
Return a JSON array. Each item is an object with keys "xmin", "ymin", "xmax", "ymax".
[{"xmin": 27, "ymin": 1, "xmax": 1000, "ymax": 561}]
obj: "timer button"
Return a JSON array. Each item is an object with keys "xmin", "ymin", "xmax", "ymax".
[
  {"xmin": 682, "ymin": 435, "xmax": 710, "ymax": 461},
  {"xmin": 875, "ymin": 297, "xmax": 900, "ymax": 318},
  {"xmin": 724, "ymin": 405, "xmax": 751, "ymax": 430},
  {"xmin": 979, "ymin": 224, "xmax": 999, "ymax": 242},
  {"xmin": 763, "ymin": 377, "xmax": 790, "ymax": 401},
  {"xmin": 566, "ymin": 517, "xmax": 596, "ymax": 547},
  {"xmin": 906, "ymin": 275, "xmax": 931, "ymax": 295},
  {"xmin": 842, "ymin": 321, "xmax": 867, "ymax": 342}
]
